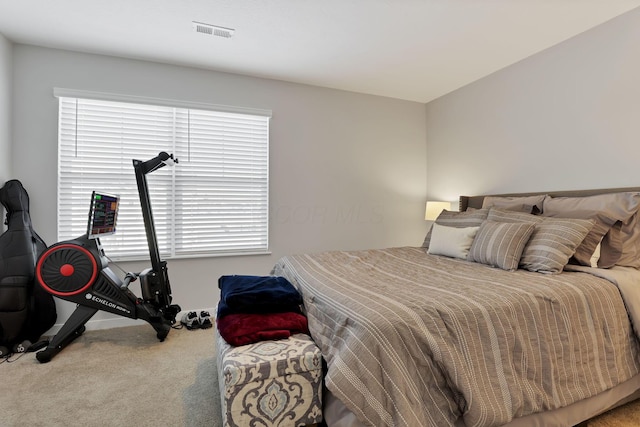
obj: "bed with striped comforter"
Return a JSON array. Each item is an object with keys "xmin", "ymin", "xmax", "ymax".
[{"xmin": 272, "ymin": 247, "xmax": 640, "ymax": 427}]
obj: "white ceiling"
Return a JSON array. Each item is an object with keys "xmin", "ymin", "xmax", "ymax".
[{"xmin": 1, "ymin": 0, "xmax": 639, "ymax": 103}]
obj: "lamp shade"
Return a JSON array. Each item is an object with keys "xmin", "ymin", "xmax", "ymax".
[{"xmin": 425, "ymin": 201, "xmax": 451, "ymax": 221}]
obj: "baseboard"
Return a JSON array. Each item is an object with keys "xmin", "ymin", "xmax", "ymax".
[{"xmin": 45, "ymin": 307, "xmax": 217, "ymax": 334}]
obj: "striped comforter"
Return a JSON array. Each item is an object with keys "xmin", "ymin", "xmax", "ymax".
[{"xmin": 272, "ymin": 247, "xmax": 640, "ymax": 427}]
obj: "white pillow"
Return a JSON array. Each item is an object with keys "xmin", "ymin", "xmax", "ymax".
[
  {"xmin": 591, "ymin": 243, "xmax": 601, "ymax": 268},
  {"xmin": 427, "ymin": 223, "xmax": 479, "ymax": 259}
]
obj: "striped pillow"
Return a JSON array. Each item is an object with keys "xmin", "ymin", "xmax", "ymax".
[
  {"xmin": 542, "ymin": 210, "xmax": 620, "ymax": 268},
  {"xmin": 487, "ymin": 208, "xmax": 595, "ymax": 273},
  {"xmin": 422, "ymin": 208, "xmax": 489, "ymax": 248},
  {"xmin": 467, "ymin": 220, "xmax": 536, "ymax": 271},
  {"xmin": 542, "ymin": 192, "xmax": 640, "ymax": 268},
  {"xmin": 519, "ymin": 217, "xmax": 595, "ymax": 274}
]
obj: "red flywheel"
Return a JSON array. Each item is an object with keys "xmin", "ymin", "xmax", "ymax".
[{"xmin": 36, "ymin": 244, "xmax": 98, "ymax": 296}]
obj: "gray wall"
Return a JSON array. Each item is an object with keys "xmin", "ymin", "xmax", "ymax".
[
  {"xmin": 425, "ymin": 8, "xmax": 640, "ymax": 203},
  {"xmin": 0, "ymin": 34, "xmax": 11, "ymax": 181},
  {"xmin": 11, "ymin": 45, "xmax": 427, "ymax": 329}
]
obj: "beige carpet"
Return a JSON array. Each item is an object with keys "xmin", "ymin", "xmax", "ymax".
[
  {"xmin": 0, "ymin": 325, "xmax": 222, "ymax": 426},
  {"xmin": 585, "ymin": 399, "xmax": 640, "ymax": 427},
  {"xmin": 1, "ymin": 324, "xmax": 640, "ymax": 427}
]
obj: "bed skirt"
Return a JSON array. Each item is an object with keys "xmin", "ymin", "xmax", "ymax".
[{"xmin": 324, "ymin": 373, "xmax": 640, "ymax": 427}]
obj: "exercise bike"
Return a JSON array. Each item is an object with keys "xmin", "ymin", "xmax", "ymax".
[{"xmin": 34, "ymin": 152, "xmax": 181, "ymax": 363}]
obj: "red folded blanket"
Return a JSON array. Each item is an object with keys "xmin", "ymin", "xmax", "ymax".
[{"xmin": 217, "ymin": 312, "xmax": 309, "ymax": 346}]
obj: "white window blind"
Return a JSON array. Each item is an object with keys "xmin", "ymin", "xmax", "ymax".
[{"xmin": 57, "ymin": 94, "xmax": 270, "ymax": 259}]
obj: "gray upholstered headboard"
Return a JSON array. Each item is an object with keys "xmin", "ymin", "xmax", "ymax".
[{"xmin": 459, "ymin": 186, "xmax": 640, "ymax": 211}]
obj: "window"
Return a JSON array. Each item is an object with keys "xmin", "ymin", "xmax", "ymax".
[{"xmin": 56, "ymin": 89, "xmax": 270, "ymax": 260}]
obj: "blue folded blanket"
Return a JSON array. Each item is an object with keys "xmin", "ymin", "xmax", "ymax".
[{"xmin": 217, "ymin": 275, "xmax": 302, "ymax": 318}]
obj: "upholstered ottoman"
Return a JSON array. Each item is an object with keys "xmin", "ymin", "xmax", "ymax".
[{"xmin": 216, "ymin": 330, "xmax": 323, "ymax": 427}]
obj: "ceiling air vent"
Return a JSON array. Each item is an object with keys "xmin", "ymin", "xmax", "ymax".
[{"xmin": 192, "ymin": 21, "xmax": 235, "ymax": 38}]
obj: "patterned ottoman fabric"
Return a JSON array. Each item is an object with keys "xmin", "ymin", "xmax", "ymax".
[{"xmin": 217, "ymin": 331, "xmax": 323, "ymax": 427}]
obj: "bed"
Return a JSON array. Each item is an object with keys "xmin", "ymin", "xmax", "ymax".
[{"xmin": 271, "ymin": 187, "xmax": 640, "ymax": 427}]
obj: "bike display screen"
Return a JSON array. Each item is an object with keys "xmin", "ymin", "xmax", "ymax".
[{"xmin": 87, "ymin": 191, "xmax": 120, "ymax": 239}]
